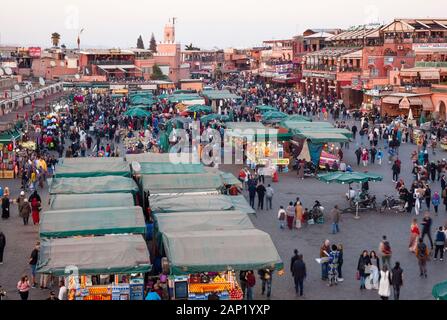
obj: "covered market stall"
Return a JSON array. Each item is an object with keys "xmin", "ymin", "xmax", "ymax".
[
  {"xmin": 39, "ymin": 206, "xmax": 146, "ymax": 238},
  {"xmin": 49, "ymin": 193, "xmax": 135, "ymax": 210},
  {"xmin": 149, "ymin": 194, "xmax": 255, "ymax": 215},
  {"xmin": 49, "ymin": 176, "xmax": 139, "ymax": 196},
  {"xmin": 54, "ymin": 160, "xmax": 131, "ymax": 178},
  {"xmin": 161, "ymin": 229, "xmax": 283, "ymax": 300},
  {"xmin": 36, "ymin": 235, "xmax": 150, "ymax": 301},
  {"xmin": 142, "ymin": 173, "xmax": 223, "ymax": 195},
  {"xmin": 0, "ymin": 129, "xmax": 22, "ymax": 179}
]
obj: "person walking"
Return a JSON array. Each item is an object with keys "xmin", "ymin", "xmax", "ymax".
[
  {"xmin": 379, "ymin": 236, "xmax": 392, "ymax": 268},
  {"xmin": 17, "ymin": 275, "xmax": 31, "ymax": 300},
  {"xmin": 256, "ymin": 182, "xmax": 266, "ymax": 210},
  {"xmin": 425, "ymin": 186, "xmax": 432, "ymax": 211},
  {"xmin": 17, "ymin": 193, "xmax": 31, "ymax": 226},
  {"xmin": 392, "ymin": 161, "xmax": 401, "ymax": 182},
  {"xmin": 258, "ymin": 268, "xmax": 272, "ymax": 298},
  {"xmin": 265, "ymin": 184, "xmax": 274, "ymax": 211},
  {"xmin": 291, "ymin": 254, "xmax": 306, "ymax": 297},
  {"xmin": 434, "ymin": 227, "xmax": 446, "ymax": 261},
  {"xmin": 286, "ymin": 202, "xmax": 295, "ymax": 230},
  {"xmin": 361, "ymin": 149, "xmax": 369, "ymax": 167},
  {"xmin": 330, "ymin": 205, "xmax": 342, "ymax": 234},
  {"xmin": 432, "ymin": 192, "xmax": 441, "ymax": 216},
  {"xmin": 277, "ymin": 206, "xmax": 286, "ymax": 229},
  {"xmin": 415, "ymin": 238, "xmax": 429, "ymax": 278},
  {"xmin": 357, "ymin": 250, "xmax": 371, "ymax": 290},
  {"xmin": 378, "ymin": 265, "xmax": 392, "ymax": 300},
  {"xmin": 247, "ymin": 177, "xmax": 257, "ymax": 209},
  {"xmin": 295, "ymin": 201, "xmax": 303, "ymax": 229},
  {"xmin": 290, "ymin": 249, "xmax": 299, "ymax": 273},
  {"xmin": 355, "ymin": 147, "xmax": 362, "ymax": 166},
  {"xmin": 29, "ymin": 242, "xmax": 40, "ymax": 288},
  {"xmin": 421, "ymin": 212, "xmax": 434, "ymax": 250},
  {"xmin": 0, "ymin": 232, "xmax": 5, "ymax": 264},
  {"xmin": 409, "ymin": 218, "xmax": 420, "ymax": 253},
  {"xmin": 239, "ymin": 271, "xmax": 248, "ymax": 298},
  {"xmin": 245, "ymin": 271, "xmax": 256, "ymax": 300},
  {"xmin": 1, "ymin": 192, "xmax": 10, "ymax": 219},
  {"xmin": 391, "ymin": 262, "xmax": 403, "ymax": 300},
  {"xmin": 320, "ymin": 240, "xmax": 330, "ymax": 281},
  {"xmin": 337, "ymin": 244, "xmax": 344, "ymax": 282}
]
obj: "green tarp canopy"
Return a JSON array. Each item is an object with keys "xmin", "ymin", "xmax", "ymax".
[
  {"xmin": 262, "ymin": 111, "xmax": 288, "ymax": 122},
  {"xmin": 149, "ymin": 194, "xmax": 255, "ymax": 214},
  {"xmin": 293, "ymin": 132, "xmax": 349, "ymax": 143},
  {"xmin": 225, "ymin": 122, "xmax": 267, "ymax": 131},
  {"xmin": 200, "ymin": 114, "xmax": 230, "ymax": 124},
  {"xmin": 137, "ymin": 162, "xmax": 205, "ymax": 175},
  {"xmin": 40, "ymin": 206, "xmax": 146, "ymax": 238},
  {"xmin": 60, "ymin": 157, "xmax": 125, "ymax": 165},
  {"xmin": 282, "ymin": 115, "xmax": 312, "ymax": 122},
  {"xmin": 155, "ymin": 211, "xmax": 254, "ymax": 234},
  {"xmin": 225, "ymin": 122, "xmax": 278, "ymax": 141},
  {"xmin": 433, "ymin": 281, "xmax": 447, "ymax": 300},
  {"xmin": 317, "ymin": 171, "xmax": 384, "ymax": 184},
  {"xmin": 49, "ymin": 193, "xmax": 134, "ymax": 210},
  {"xmin": 168, "ymin": 94, "xmax": 203, "ymax": 103},
  {"xmin": 49, "ymin": 176, "xmax": 139, "ymax": 195},
  {"xmin": 280, "ymin": 121, "xmax": 333, "ymax": 131},
  {"xmin": 128, "ymin": 104, "xmax": 153, "ymax": 110},
  {"xmin": 204, "ymin": 168, "xmax": 242, "ymax": 187},
  {"xmin": 123, "ymin": 108, "xmax": 152, "ymax": 118},
  {"xmin": 0, "ymin": 129, "xmax": 22, "ymax": 144},
  {"xmin": 163, "ymin": 229, "xmax": 283, "ymax": 275},
  {"xmin": 54, "ymin": 161, "xmax": 131, "ymax": 178},
  {"xmin": 125, "ymin": 152, "xmax": 193, "ymax": 164},
  {"xmin": 142, "ymin": 173, "xmax": 223, "ymax": 194},
  {"xmin": 37, "ymin": 235, "xmax": 151, "ymax": 276},
  {"xmin": 295, "ymin": 128, "xmax": 353, "ymax": 139},
  {"xmin": 187, "ymin": 105, "xmax": 212, "ymax": 113},
  {"xmin": 202, "ymin": 90, "xmax": 241, "ymax": 100},
  {"xmin": 255, "ymin": 105, "xmax": 277, "ymax": 113}
]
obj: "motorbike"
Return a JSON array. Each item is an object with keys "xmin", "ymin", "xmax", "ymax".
[
  {"xmin": 352, "ymin": 193, "xmax": 378, "ymax": 211},
  {"xmin": 380, "ymin": 195, "xmax": 406, "ymax": 213},
  {"xmin": 309, "ymin": 202, "xmax": 325, "ymax": 224},
  {"xmin": 304, "ymin": 162, "xmax": 317, "ymax": 177}
]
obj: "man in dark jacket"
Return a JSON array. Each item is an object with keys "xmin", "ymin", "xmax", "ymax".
[
  {"xmin": 247, "ymin": 177, "xmax": 257, "ymax": 209},
  {"xmin": 391, "ymin": 262, "xmax": 403, "ymax": 300},
  {"xmin": 355, "ymin": 148, "xmax": 362, "ymax": 166},
  {"xmin": 256, "ymin": 183, "xmax": 267, "ymax": 210},
  {"xmin": 290, "ymin": 249, "xmax": 299, "ymax": 273},
  {"xmin": 0, "ymin": 232, "xmax": 5, "ymax": 264},
  {"xmin": 351, "ymin": 125, "xmax": 358, "ymax": 140},
  {"xmin": 292, "ymin": 254, "xmax": 306, "ymax": 296}
]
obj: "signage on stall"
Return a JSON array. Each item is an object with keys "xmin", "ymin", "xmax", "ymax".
[{"xmin": 28, "ymin": 47, "xmax": 42, "ymax": 58}]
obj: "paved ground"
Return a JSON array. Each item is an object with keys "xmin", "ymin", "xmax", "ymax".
[{"xmin": 1, "ymin": 116, "xmax": 446, "ymax": 300}]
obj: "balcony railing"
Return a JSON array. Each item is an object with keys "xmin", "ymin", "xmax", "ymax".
[
  {"xmin": 413, "ymin": 37, "xmax": 447, "ymax": 44},
  {"xmin": 303, "ymin": 65, "xmax": 337, "ymax": 72},
  {"xmin": 89, "ymin": 60, "xmax": 134, "ymax": 66},
  {"xmin": 339, "ymin": 67, "xmax": 362, "ymax": 73}
]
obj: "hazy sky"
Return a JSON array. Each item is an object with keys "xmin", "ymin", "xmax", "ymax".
[{"xmin": 0, "ymin": 0, "xmax": 443, "ymax": 49}]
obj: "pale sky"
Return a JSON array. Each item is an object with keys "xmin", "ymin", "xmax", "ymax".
[{"xmin": 0, "ymin": 0, "xmax": 443, "ymax": 49}]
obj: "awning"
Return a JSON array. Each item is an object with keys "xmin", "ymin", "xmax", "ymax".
[
  {"xmin": 49, "ymin": 193, "xmax": 134, "ymax": 210},
  {"xmin": 341, "ymin": 50, "xmax": 363, "ymax": 59},
  {"xmin": 137, "ymin": 163, "xmax": 205, "ymax": 175},
  {"xmin": 293, "ymin": 132, "xmax": 350, "ymax": 144},
  {"xmin": 420, "ymin": 71, "xmax": 440, "ymax": 80},
  {"xmin": 142, "ymin": 173, "xmax": 223, "ymax": 194},
  {"xmin": 54, "ymin": 161, "xmax": 131, "ymax": 178},
  {"xmin": 382, "ymin": 96, "xmax": 402, "ymax": 105},
  {"xmin": 37, "ymin": 235, "xmax": 151, "ymax": 276},
  {"xmin": 400, "ymin": 70, "xmax": 418, "ymax": 77},
  {"xmin": 408, "ymin": 97, "xmax": 423, "ymax": 106},
  {"xmin": 163, "ymin": 229, "xmax": 283, "ymax": 275},
  {"xmin": 49, "ymin": 176, "xmax": 139, "ymax": 195},
  {"xmin": 39, "ymin": 206, "xmax": 146, "ymax": 238},
  {"xmin": 421, "ymin": 97, "xmax": 435, "ymax": 111},
  {"xmin": 149, "ymin": 194, "xmax": 255, "ymax": 214}
]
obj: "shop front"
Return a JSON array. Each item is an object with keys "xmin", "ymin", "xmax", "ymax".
[{"xmin": 0, "ymin": 129, "xmax": 22, "ymax": 179}]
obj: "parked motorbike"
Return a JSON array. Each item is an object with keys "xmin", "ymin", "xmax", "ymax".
[{"xmin": 380, "ymin": 195, "xmax": 406, "ymax": 213}]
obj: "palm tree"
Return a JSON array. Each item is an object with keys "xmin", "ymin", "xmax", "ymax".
[
  {"xmin": 185, "ymin": 43, "xmax": 200, "ymax": 51},
  {"xmin": 51, "ymin": 32, "xmax": 61, "ymax": 47}
]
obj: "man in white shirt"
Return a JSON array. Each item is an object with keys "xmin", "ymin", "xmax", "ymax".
[
  {"xmin": 346, "ymin": 187, "xmax": 357, "ymax": 201},
  {"xmin": 58, "ymin": 280, "xmax": 67, "ymax": 300}
]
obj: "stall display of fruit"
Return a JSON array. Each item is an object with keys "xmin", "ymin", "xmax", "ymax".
[
  {"xmin": 87, "ymin": 286, "xmax": 111, "ymax": 295},
  {"xmin": 189, "ymin": 283, "xmax": 232, "ymax": 293},
  {"xmin": 229, "ymin": 288, "xmax": 244, "ymax": 300}
]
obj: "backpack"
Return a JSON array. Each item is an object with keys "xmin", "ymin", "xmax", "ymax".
[
  {"xmin": 417, "ymin": 243, "xmax": 427, "ymax": 258},
  {"xmin": 383, "ymin": 241, "xmax": 392, "ymax": 255}
]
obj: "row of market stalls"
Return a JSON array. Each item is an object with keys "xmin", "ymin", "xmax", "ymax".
[
  {"xmin": 125, "ymin": 152, "xmax": 283, "ymax": 300},
  {"xmin": 38, "ymin": 157, "xmax": 150, "ymax": 301}
]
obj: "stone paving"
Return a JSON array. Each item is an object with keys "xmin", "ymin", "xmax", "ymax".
[{"xmin": 1, "ymin": 118, "xmax": 446, "ymax": 300}]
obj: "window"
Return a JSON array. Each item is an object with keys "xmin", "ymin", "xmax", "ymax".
[{"xmin": 370, "ymin": 68, "xmax": 379, "ymax": 77}]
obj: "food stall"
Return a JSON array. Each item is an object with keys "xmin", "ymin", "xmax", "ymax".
[
  {"xmin": 0, "ymin": 129, "xmax": 22, "ymax": 179},
  {"xmin": 49, "ymin": 193, "xmax": 135, "ymax": 210},
  {"xmin": 149, "ymin": 194, "xmax": 255, "ymax": 215},
  {"xmin": 161, "ymin": 229, "xmax": 283, "ymax": 300},
  {"xmin": 54, "ymin": 159, "xmax": 131, "ymax": 178},
  {"xmin": 36, "ymin": 235, "xmax": 151, "ymax": 301},
  {"xmin": 39, "ymin": 206, "xmax": 146, "ymax": 238}
]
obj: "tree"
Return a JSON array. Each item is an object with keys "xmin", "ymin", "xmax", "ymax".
[
  {"xmin": 149, "ymin": 33, "xmax": 157, "ymax": 53},
  {"xmin": 151, "ymin": 64, "xmax": 168, "ymax": 80},
  {"xmin": 136, "ymin": 35, "xmax": 145, "ymax": 49},
  {"xmin": 51, "ymin": 32, "xmax": 61, "ymax": 47},
  {"xmin": 185, "ymin": 43, "xmax": 200, "ymax": 51}
]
